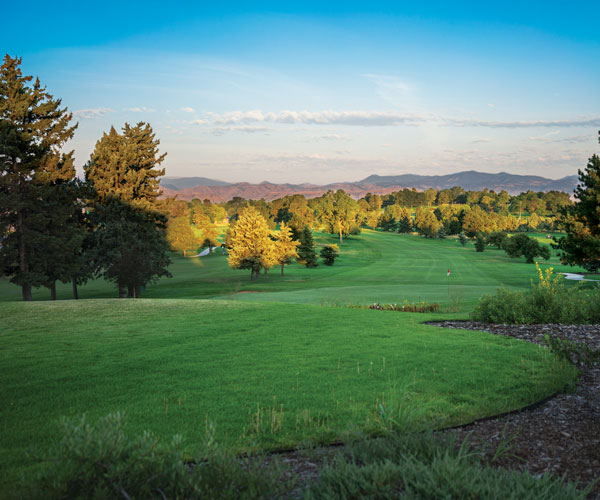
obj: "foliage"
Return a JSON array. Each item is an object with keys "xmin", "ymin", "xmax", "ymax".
[
  {"xmin": 474, "ymin": 233, "xmax": 486, "ymax": 252},
  {"xmin": 554, "ymin": 131, "xmax": 600, "ymax": 273},
  {"xmin": 297, "ymin": 226, "xmax": 318, "ymax": 267},
  {"xmin": 414, "ymin": 207, "xmax": 441, "ymax": 238},
  {"xmin": 22, "ymin": 412, "xmax": 288, "ymax": 500},
  {"xmin": 166, "ymin": 216, "xmax": 201, "ymax": 256},
  {"xmin": 274, "ymin": 222, "xmax": 300, "ymax": 275},
  {"xmin": 85, "ymin": 122, "xmax": 171, "ymax": 297},
  {"xmin": 486, "ymin": 231, "xmax": 507, "ymax": 249},
  {"xmin": 88, "ymin": 198, "xmax": 172, "ymax": 297},
  {"xmin": 305, "ymin": 431, "xmax": 587, "ymax": 500},
  {"xmin": 542, "ymin": 334, "xmax": 600, "ymax": 368},
  {"xmin": 227, "ymin": 205, "xmax": 276, "ymax": 279},
  {"xmin": 472, "ymin": 263, "xmax": 600, "ymax": 324},
  {"xmin": 0, "ymin": 55, "xmax": 78, "ymax": 300},
  {"xmin": 502, "ymin": 233, "xmax": 551, "ymax": 263},
  {"xmin": 319, "ymin": 244, "xmax": 340, "ymax": 266},
  {"xmin": 458, "ymin": 232, "xmax": 468, "ymax": 246},
  {"xmin": 315, "ymin": 190, "xmax": 359, "ymax": 244},
  {"xmin": 364, "ymin": 301, "xmax": 440, "ymax": 313}
]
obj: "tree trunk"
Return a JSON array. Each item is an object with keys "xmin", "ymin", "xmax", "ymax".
[
  {"xmin": 119, "ymin": 285, "xmax": 128, "ymax": 298},
  {"xmin": 72, "ymin": 277, "xmax": 79, "ymax": 300},
  {"xmin": 50, "ymin": 281, "xmax": 57, "ymax": 301},
  {"xmin": 250, "ymin": 269, "xmax": 255, "ymax": 281},
  {"xmin": 263, "ymin": 267, "xmax": 268, "ymax": 275},
  {"xmin": 18, "ymin": 212, "xmax": 32, "ymax": 301},
  {"xmin": 281, "ymin": 264, "xmax": 284, "ymax": 276},
  {"xmin": 183, "ymin": 249, "xmax": 187, "ymax": 257},
  {"xmin": 339, "ymin": 230, "xmax": 343, "ymax": 245},
  {"xmin": 134, "ymin": 285, "xmax": 141, "ymax": 298},
  {"xmin": 127, "ymin": 284, "xmax": 134, "ymax": 298}
]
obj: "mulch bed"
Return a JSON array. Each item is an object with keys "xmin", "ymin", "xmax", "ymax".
[
  {"xmin": 272, "ymin": 322, "xmax": 600, "ymax": 498},
  {"xmin": 426, "ymin": 321, "xmax": 600, "ymax": 498}
]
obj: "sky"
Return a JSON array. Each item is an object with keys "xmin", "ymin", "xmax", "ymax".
[{"xmin": 2, "ymin": 1, "xmax": 599, "ymax": 184}]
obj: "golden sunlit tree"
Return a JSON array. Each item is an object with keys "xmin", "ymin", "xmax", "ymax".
[
  {"xmin": 166, "ymin": 217, "xmax": 200, "ymax": 256},
  {"xmin": 274, "ymin": 222, "xmax": 300, "ymax": 275},
  {"xmin": 227, "ymin": 206, "xmax": 276, "ymax": 280}
]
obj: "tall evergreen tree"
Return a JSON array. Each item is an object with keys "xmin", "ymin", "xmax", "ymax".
[
  {"xmin": 0, "ymin": 55, "xmax": 78, "ymax": 300},
  {"xmin": 554, "ymin": 131, "xmax": 600, "ymax": 273},
  {"xmin": 85, "ymin": 122, "xmax": 171, "ymax": 297},
  {"xmin": 297, "ymin": 226, "xmax": 318, "ymax": 268}
]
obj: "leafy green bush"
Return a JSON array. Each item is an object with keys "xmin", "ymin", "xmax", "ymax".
[
  {"xmin": 503, "ymin": 233, "xmax": 550, "ymax": 263},
  {"xmin": 22, "ymin": 413, "xmax": 288, "ymax": 500},
  {"xmin": 474, "ymin": 233, "xmax": 486, "ymax": 252},
  {"xmin": 472, "ymin": 264, "xmax": 600, "ymax": 324}
]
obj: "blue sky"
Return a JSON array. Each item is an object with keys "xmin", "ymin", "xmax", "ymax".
[{"xmin": 3, "ymin": 1, "xmax": 599, "ymax": 184}]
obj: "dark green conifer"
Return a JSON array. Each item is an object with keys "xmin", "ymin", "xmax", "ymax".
[
  {"xmin": 297, "ymin": 226, "xmax": 318, "ymax": 267},
  {"xmin": 85, "ymin": 122, "xmax": 171, "ymax": 297},
  {"xmin": 0, "ymin": 55, "xmax": 78, "ymax": 300}
]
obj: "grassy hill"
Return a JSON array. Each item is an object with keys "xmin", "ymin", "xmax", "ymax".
[{"xmin": 0, "ymin": 230, "xmax": 583, "ymax": 490}]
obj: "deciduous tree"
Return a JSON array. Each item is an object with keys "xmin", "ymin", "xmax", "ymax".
[
  {"xmin": 227, "ymin": 206, "xmax": 275, "ymax": 280},
  {"xmin": 274, "ymin": 222, "xmax": 300, "ymax": 275}
]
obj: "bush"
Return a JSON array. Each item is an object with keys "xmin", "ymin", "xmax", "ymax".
[
  {"xmin": 474, "ymin": 233, "xmax": 486, "ymax": 252},
  {"xmin": 22, "ymin": 413, "xmax": 288, "ymax": 500},
  {"xmin": 458, "ymin": 233, "xmax": 468, "ymax": 246},
  {"xmin": 503, "ymin": 233, "xmax": 551, "ymax": 263},
  {"xmin": 320, "ymin": 244, "xmax": 340, "ymax": 266},
  {"xmin": 471, "ymin": 264, "xmax": 600, "ymax": 324}
]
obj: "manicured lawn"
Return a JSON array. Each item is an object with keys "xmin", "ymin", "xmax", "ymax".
[
  {"xmin": 0, "ymin": 230, "xmax": 586, "ymax": 309},
  {"xmin": 0, "ymin": 299, "xmax": 576, "ymax": 489}
]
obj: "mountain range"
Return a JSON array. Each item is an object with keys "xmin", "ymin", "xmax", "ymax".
[{"xmin": 161, "ymin": 170, "xmax": 578, "ymax": 202}]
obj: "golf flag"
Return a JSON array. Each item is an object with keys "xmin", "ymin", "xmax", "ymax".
[{"xmin": 447, "ymin": 269, "xmax": 450, "ymax": 277}]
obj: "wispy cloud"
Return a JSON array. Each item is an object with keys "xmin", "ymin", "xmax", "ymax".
[
  {"xmin": 471, "ymin": 138, "xmax": 492, "ymax": 144},
  {"xmin": 124, "ymin": 106, "xmax": 155, "ymax": 113},
  {"xmin": 73, "ymin": 108, "xmax": 114, "ymax": 119},
  {"xmin": 182, "ymin": 107, "xmax": 195, "ymax": 113},
  {"xmin": 212, "ymin": 125, "xmax": 271, "ymax": 135},
  {"xmin": 203, "ymin": 109, "xmax": 600, "ymax": 129}
]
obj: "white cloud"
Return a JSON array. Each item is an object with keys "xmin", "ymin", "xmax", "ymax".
[
  {"xmin": 72, "ymin": 108, "xmax": 114, "ymax": 119},
  {"xmin": 124, "ymin": 106, "xmax": 155, "ymax": 113},
  {"xmin": 182, "ymin": 107, "xmax": 195, "ymax": 113},
  {"xmin": 205, "ymin": 109, "xmax": 600, "ymax": 129},
  {"xmin": 212, "ymin": 125, "xmax": 271, "ymax": 135},
  {"xmin": 186, "ymin": 119, "xmax": 209, "ymax": 125},
  {"xmin": 471, "ymin": 138, "xmax": 492, "ymax": 144}
]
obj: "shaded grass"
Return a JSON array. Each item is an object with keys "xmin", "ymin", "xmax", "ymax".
[{"xmin": 0, "ymin": 299, "xmax": 577, "ymax": 489}]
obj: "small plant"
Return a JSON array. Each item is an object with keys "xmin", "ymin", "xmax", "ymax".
[
  {"xmin": 364, "ymin": 301, "xmax": 440, "ymax": 313},
  {"xmin": 320, "ymin": 244, "xmax": 340, "ymax": 266},
  {"xmin": 543, "ymin": 333, "xmax": 600, "ymax": 368},
  {"xmin": 23, "ymin": 412, "xmax": 289, "ymax": 500}
]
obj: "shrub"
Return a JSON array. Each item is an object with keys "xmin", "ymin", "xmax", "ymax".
[
  {"xmin": 320, "ymin": 244, "xmax": 340, "ymax": 266},
  {"xmin": 472, "ymin": 264, "xmax": 600, "ymax": 324},
  {"xmin": 474, "ymin": 233, "xmax": 486, "ymax": 252},
  {"xmin": 503, "ymin": 233, "xmax": 551, "ymax": 263},
  {"xmin": 22, "ymin": 413, "xmax": 288, "ymax": 500},
  {"xmin": 458, "ymin": 233, "xmax": 468, "ymax": 246}
]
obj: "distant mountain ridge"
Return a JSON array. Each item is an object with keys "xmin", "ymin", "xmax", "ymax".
[{"xmin": 160, "ymin": 170, "xmax": 578, "ymax": 202}]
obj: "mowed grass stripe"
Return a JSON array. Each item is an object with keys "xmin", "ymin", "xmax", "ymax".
[{"xmin": 0, "ymin": 299, "xmax": 576, "ymax": 488}]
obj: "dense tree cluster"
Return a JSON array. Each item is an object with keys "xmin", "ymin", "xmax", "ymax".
[{"xmin": 0, "ymin": 56, "xmax": 171, "ymax": 300}]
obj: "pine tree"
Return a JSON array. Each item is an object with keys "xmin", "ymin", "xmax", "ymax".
[
  {"xmin": 297, "ymin": 226, "xmax": 318, "ymax": 267},
  {"xmin": 320, "ymin": 244, "xmax": 340, "ymax": 266},
  {"xmin": 227, "ymin": 206, "xmax": 275, "ymax": 280},
  {"xmin": 274, "ymin": 222, "xmax": 300, "ymax": 275},
  {"xmin": 85, "ymin": 122, "xmax": 171, "ymax": 297},
  {"xmin": 0, "ymin": 55, "xmax": 78, "ymax": 300},
  {"xmin": 554, "ymin": 131, "xmax": 600, "ymax": 272}
]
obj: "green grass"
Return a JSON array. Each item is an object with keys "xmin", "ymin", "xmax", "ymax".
[
  {"xmin": 0, "ymin": 230, "xmax": 585, "ymax": 491},
  {"xmin": 0, "ymin": 299, "xmax": 576, "ymax": 490},
  {"xmin": 0, "ymin": 230, "xmax": 586, "ymax": 309}
]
